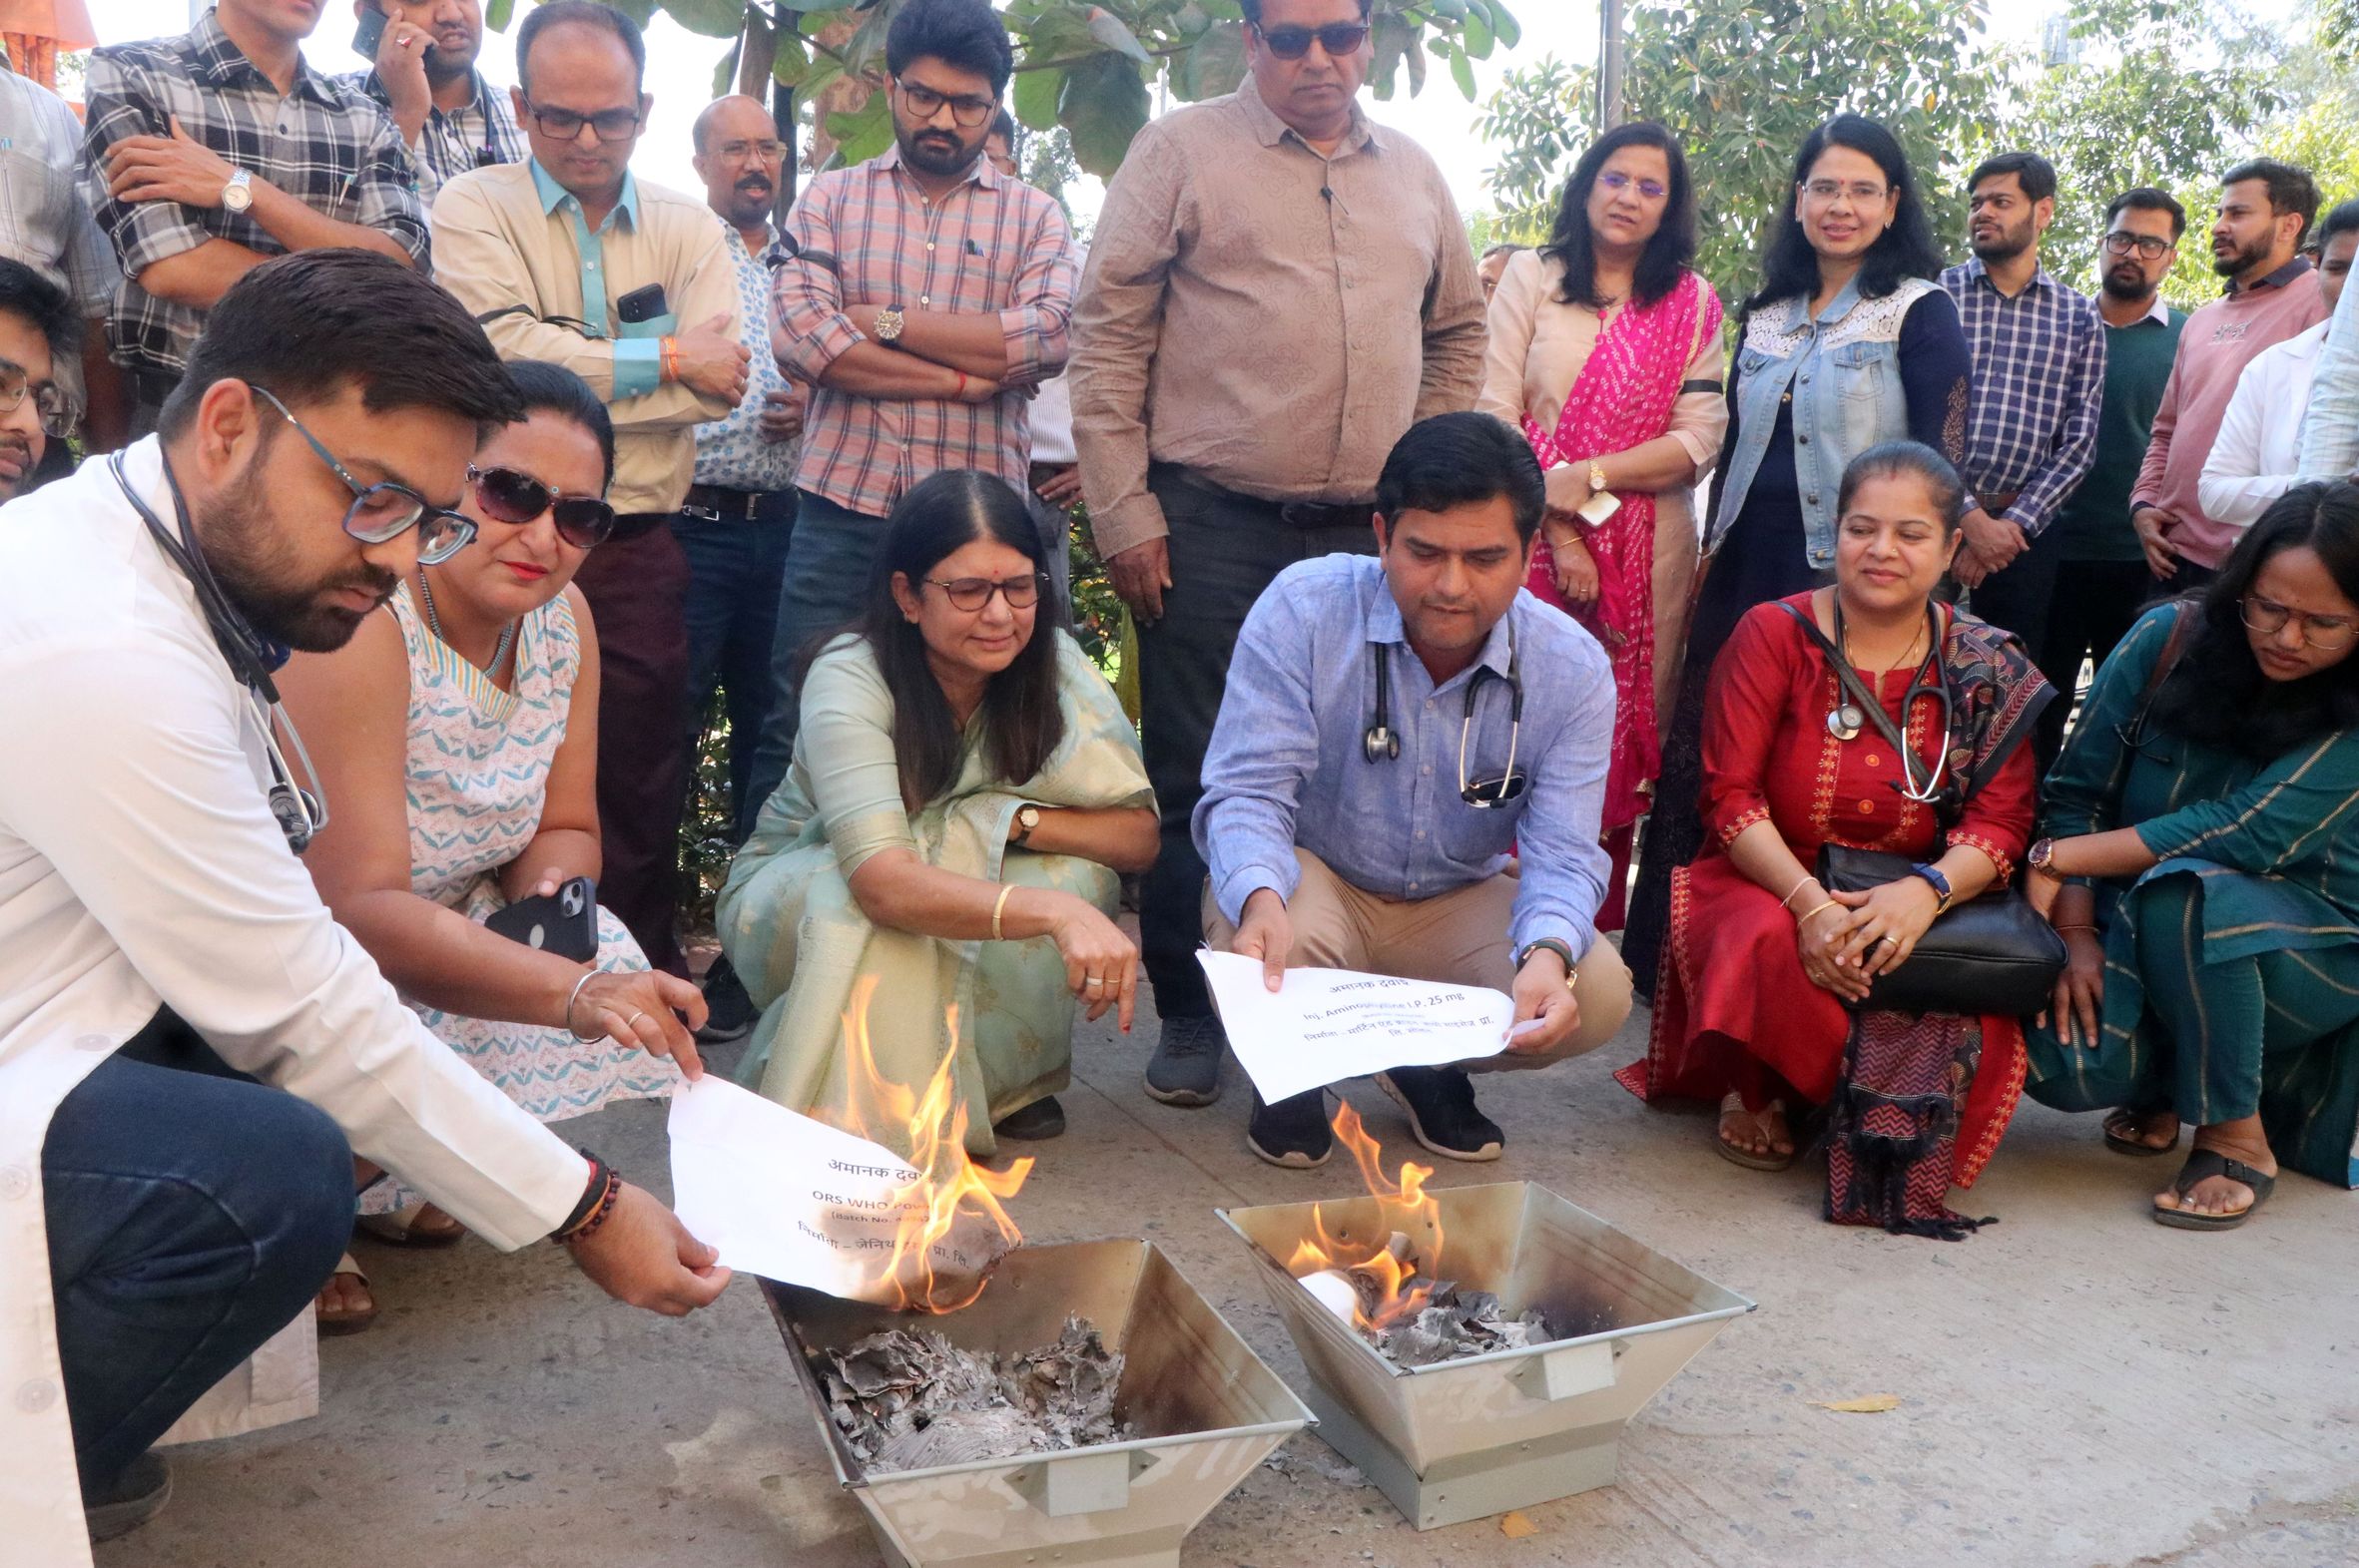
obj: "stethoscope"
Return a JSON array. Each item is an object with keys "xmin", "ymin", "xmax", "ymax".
[
  {"xmin": 1363, "ymin": 625, "xmax": 1527, "ymax": 807},
  {"xmin": 110, "ymin": 452, "xmax": 330, "ymax": 854},
  {"xmin": 1826, "ymin": 600, "xmax": 1953, "ymax": 805}
]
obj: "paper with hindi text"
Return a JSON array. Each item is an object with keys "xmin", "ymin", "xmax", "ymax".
[{"xmin": 1196, "ymin": 950, "xmax": 1521, "ymax": 1103}]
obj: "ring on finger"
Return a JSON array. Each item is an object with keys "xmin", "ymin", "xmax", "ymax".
[
  {"xmin": 627, "ymin": 1011, "xmax": 650, "ymax": 1030},
  {"xmin": 1083, "ymin": 976, "xmax": 1104, "ymax": 990}
]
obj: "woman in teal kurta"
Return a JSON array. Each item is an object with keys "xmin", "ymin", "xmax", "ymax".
[
  {"xmin": 2023, "ymin": 484, "xmax": 2359, "ymax": 1229},
  {"xmin": 719, "ymin": 472, "xmax": 1157, "ymax": 1159}
]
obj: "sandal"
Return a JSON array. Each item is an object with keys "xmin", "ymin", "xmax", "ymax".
[
  {"xmin": 314, "ymin": 1254, "xmax": 378, "ymax": 1335},
  {"xmin": 1714, "ymin": 1092, "xmax": 1796, "ymax": 1172},
  {"xmin": 2153, "ymin": 1149, "xmax": 2276, "ymax": 1232},
  {"xmin": 2102, "ymin": 1109, "xmax": 2180, "ymax": 1158},
  {"xmin": 354, "ymin": 1201, "xmax": 463, "ymax": 1248}
]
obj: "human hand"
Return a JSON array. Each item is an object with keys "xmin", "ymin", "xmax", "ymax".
[
  {"xmin": 1829, "ymin": 879, "xmax": 1942, "ymax": 978},
  {"xmin": 1542, "ymin": 462, "xmax": 1593, "ymax": 518},
  {"xmin": 1505, "ymin": 947, "xmax": 1578, "ymax": 1054},
  {"xmin": 950, "ymin": 370, "xmax": 1005, "ymax": 403},
  {"xmin": 569, "ymin": 969, "xmax": 708, "ymax": 1079},
  {"xmin": 104, "ymin": 115, "xmax": 240, "ymax": 208},
  {"xmin": 1034, "ymin": 464, "xmax": 1084, "ymax": 507},
  {"xmin": 371, "ymin": 7, "xmax": 432, "ymax": 121},
  {"xmin": 2132, "ymin": 505, "xmax": 2179, "ymax": 580},
  {"xmin": 1232, "ymin": 888, "xmax": 1293, "ymax": 993},
  {"xmin": 758, "ymin": 385, "xmax": 805, "ymax": 444},
  {"xmin": 1548, "ymin": 527, "xmax": 1599, "ymax": 604},
  {"xmin": 673, "ymin": 314, "xmax": 751, "ymax": 404},
  {"xmin": 564, "ymin": 1181, "xmax": 733, "ymax": 1315},
  {"xmin": 1796, "ymin": 900, "xmax": 1871, "ymax": 1001},
  {"xmin": 1958, "ymin": 508, "xmax": 2026, "ymax": 589},
  {"xmin": 2037, "ymin": 929, "xmax": 2105, "ymax": 1047},
  {"xmin": 2024, "ymin": 863, "xmax": 2064, "ymax": 920},
  {"xmin": 1105, "ymin": 537, "xmax": 1173, "ymax": 622},
  {"xmin": 1047, "ymin": 897, "xmax": 1139, "ymax": 1030}
]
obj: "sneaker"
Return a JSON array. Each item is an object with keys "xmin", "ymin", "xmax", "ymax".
[
  {"xmin": 1142, "ymin": 1013, "xmax": 1226, "ymax": 1107},
  {"xmin": 992, "ymin": 1095, "xmax": 1066, "ymax": 1141},
  {"xmin": 1247, "ymin": 1089, "xmax": 1333, "ymax": 1169},
  {"xmin": 84, "ymin": 1450, "xmax": 172, "ymax": 1542},
  {"xmin": 695, "ymin": 955, "xmax": 757, "ymax": 1045},
  {"xmin": 1379, "ymin": 1067, "xmax": 1503, "ymax": 1162}
]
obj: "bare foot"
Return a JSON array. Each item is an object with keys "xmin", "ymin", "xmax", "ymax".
[
  {"xmin": 2104, "ymin": 1107, "xmax": 2180, "ymax": 1152},
  {"xmin": 2154, "ymin": 1125, "xmax": 2276, "ymax": 1220},
  {"xmin": 1717, "ymin": 1092, "xmax": 1794, "ymax": 1162}
]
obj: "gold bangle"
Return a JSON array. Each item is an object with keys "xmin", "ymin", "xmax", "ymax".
[
  {"xmin": 1796, "ymin": 899, "xmax": 1840, "ymax": 926},
  {"xmin": 1781, "ymin": 872, "xmax": 1817, "ymax": 908},
  {"xmin": 991, "ymin": 882, "xmax": 1014, "ymax": 941},
  {"xmin": 2054, "ymin": 922, "xmax": 2098, "ymax": 933}
]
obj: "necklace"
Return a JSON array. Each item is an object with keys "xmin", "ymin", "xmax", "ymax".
[
  {"xmin": 415, "ymin": 567, "xmax": 516, "ymax": 678},
  {"xmin": 1827, "ymin": 603, "xmax": 1925, "ymax": 743}
]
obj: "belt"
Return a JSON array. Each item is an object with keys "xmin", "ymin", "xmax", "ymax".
[
  {"xmin": 680, "ymin": 482, "xmax": 793, "ymax": 522},
  {"xmin": 1152, "ymin": 461, "xmax": 1375, "ymax": 531}
]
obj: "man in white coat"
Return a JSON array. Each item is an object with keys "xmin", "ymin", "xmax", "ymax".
[{"xmin": 0, "ymin": 250, "xmax": 729, "ymax": 1564}]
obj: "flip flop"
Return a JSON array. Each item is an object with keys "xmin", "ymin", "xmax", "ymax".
[
  {"xmin": 1714, "ymin": 1093, "xmax": 1797, "ymax": 1172},
  {"xmin": 2102, "ymin": 1109, "xmax": 2180, "ymax": 1158},
  {"xmin": 2153, "ymin": 1148, "xmax": 2276, "ymax": 1232},
  {"xmin": 314, "ymin": 1253, "xmax": 378, "ymax": 1335},
  {"xmin": 354, "ymin": 1201, "xmax": 463, "ymax": 1248}
]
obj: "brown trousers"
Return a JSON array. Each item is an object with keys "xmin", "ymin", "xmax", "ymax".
[{"xmin": 1202, "ymin": 850, "xmax": 1632, "ymax": 1072}]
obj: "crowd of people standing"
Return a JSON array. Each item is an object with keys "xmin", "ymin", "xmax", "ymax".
[{"xmin": 1, "ymin": 0, "xmax": 2357, "ymax": 1558}]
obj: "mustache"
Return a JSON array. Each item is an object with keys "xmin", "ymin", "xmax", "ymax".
[
  {"xmin": 327, "ymin": 567, "xmax": 400, "ymax": 604},
  {"xmin": 734, "ymin": 174, "xmax": 772, "ymax": 193}
]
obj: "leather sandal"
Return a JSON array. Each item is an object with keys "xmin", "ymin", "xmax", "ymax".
[
  {"xmin": 2153, "ymin": 1148, "xmax": 2275, "ymax": 1232},
  {"xmin": 314, "ymin": 1253, "xmax": 378, "ymax": 1335},
  {"xmin": 2102, "ymin": 1108, "xmax": 2179, "ymax": 1157},
  {"xmin": 1714, "ymin": 1092, "xmax": 1797, "ymax": 1171},
  {"xmin": 354, "ymin": 1201, "xmax": 463, "ymax": 1247}
]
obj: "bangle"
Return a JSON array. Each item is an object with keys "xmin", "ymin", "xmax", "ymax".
[
  {"xmin": 659, "ymin": 334, "xmax": 679, "ymax": 383},
  {"xmin": 1795, "ymin": 899, "xmax": 1840, "ymax": 926},
  {"xmin": 2054, "ymin": 922, "xmax": 2098, "ymax": 934},
  {"xmin": 563, "ymin": 969, "xmax": 603, "ymax": 1042},
  {"xmin": 554, "ymin": 1151, "xmax": 621, "ymax": 1245},
  {"xmin": 991, "ymin": 882, "xmax": 1014, "ymax": 941},
  {"xmin": 1780, "ymin": 872, "xmax": 1818, "ymax": 909}
]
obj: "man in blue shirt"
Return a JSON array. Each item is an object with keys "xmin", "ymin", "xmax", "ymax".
[{"xmin": 1195, "ymin": 413, "xmax": 1633, "ymax": 1167}]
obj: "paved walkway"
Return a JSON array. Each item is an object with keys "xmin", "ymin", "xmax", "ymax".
[{"xmin": 99, "ymin": 978, "xmax": 2359, "ymax": 1567}]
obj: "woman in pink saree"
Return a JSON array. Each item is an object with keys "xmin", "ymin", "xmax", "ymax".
[{"xmin": 1478, "ymin": 123, "xmax": 1728, "ymax": 926}]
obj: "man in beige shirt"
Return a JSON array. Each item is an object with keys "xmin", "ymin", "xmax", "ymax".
[
  {"xmin": 432, "ymin": 0, "xmax": 747, "ymax": 979},
  {"xmin": 1068, "ymin": 0, "xmax": 1484, "ymax": 1111}
]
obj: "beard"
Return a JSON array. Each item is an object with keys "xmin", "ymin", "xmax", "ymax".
[
  {"xmin": 898, "ymin": 125, "xmax": 978, "ymax": 179},
  {"xmin": 2099, "ymin": 260, "xmax": 2155, "ymax": 301},
  {"xmin": 423, "ymin": 38, "xmax": 478, "ymax": 89},
  {"xmin": 725, "ymin": 174, "xmax": 774, "ymax": 231},
  {"xmin": 196, "ymin": 456, "xmax": 398, "ymax": 653},
  {"xmin": 1970, "ymin": 221, "xmax": 2033, "ymax": 264},
  {"xmin": 2213, "ymin": 235, "xmax": 2270, "ymax": 278}
]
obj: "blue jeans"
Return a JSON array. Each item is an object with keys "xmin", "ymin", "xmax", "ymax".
[
  {"xmin": 744, "ymin": 489, "xmax": 886, "ymax": 824},
  {"xmin": 42, "ymin": 1019, "xmax": 353, "ymax": 1494},
  {"xmin": 673, "ymin": 497, "xmax": 796, "ymax": 842}
]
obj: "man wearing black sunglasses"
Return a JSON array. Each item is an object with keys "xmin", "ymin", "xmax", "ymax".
[{"xmin": 1195, "ymin": 415, "xmax": 1632, "ymax": 1171}]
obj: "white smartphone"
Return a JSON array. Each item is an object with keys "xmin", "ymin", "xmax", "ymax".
[{"xmin": 1577, "ymin": 488, "xmax": 1622, "ymax": 526}]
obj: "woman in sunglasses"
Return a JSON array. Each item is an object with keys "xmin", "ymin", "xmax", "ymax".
[
  {"xmin": 277, "ymin": 361, "xmax": 697, "ymax": 1329},
  {"xmin": 719, "ymin": 470, "xmax": 1155, "ymax": 1154},
  {"xmin": 1477, "ymin": 120, "xmax": 1726, "ymax": 931},
  {"xmin": 2025, "ymin": 483, "xmax": 2359, "ymax": 1231}
]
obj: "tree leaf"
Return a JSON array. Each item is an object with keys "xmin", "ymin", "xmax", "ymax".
[
  {"xmin": 1175, "ymin": 1, "xmax": 1213, "ymax": 37},
  {"xmin": 1449, "ymin": 40, "xmax": 1477, "ymax": 99},
  {"xmin": 826, "ymin": 92, "xmax": 894, "ymax": 166},
  {"xmin": 1013, "ymin": 62, "xmax": 1066, "ymax": 129},
  {"xmin": 485, "ymin": 0, "xmax": 514, "ymax": 31},
  {"xmin": 658, "ymin": 0, "xmax": 751, "ymax": 40},
  {"xmin": 772, "ymin": 35, "xmax": 813, "ymax": 86},
  {"xmin": 1486, "ymin": 0, "xmax": 1521, "ymax": 48},
  {"xmin": 1085, "ymin": 6, "xmax": 1155, "ymax": 62},
  {"xmin": 1177, "ymin": 23, "xmax": 1248, "ymax": 100},
  {"xmin": 1057, "ymin": 51, "xmax": 1152, "ymax": 175},
  {"xmin": 711, "ymin": 34, "xmax": 744, "ymax": 97},
  {"xmin": 1463, "ymin": 7, "xmax": 1495, "ymax": 59}
]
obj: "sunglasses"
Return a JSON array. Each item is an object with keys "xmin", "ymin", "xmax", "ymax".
[
  {"xmin": 252, "ymin": 386, "xmax": 477, "ymax": 565},
  {"xmin": 1251, "ymin": 20, "xmax": 1370, "ymax": 59},
  {"xmin": 467, "ymin": 463, "xmax": 616, "ymax": 549}
]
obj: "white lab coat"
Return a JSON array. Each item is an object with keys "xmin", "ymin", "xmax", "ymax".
[
  {"xmin": 0, "ymin": 439, "xmax": 590, "ymax": 1568},
  {"xmin": 2198, "ymin": 318, "xmax": 2328, "ymax": 530}
]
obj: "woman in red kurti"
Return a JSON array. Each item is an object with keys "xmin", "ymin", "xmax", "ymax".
[{"xmin": 1617, "ymin": 442, "xmax": 2053, "ymax": 1234}]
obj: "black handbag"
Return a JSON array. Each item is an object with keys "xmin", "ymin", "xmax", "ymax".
[{"xmin": 1815, "ymin": 844, "xmax": 2066, "ymax": 1018}]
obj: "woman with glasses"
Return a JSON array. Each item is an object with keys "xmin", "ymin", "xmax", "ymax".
[
  {"xmin": 2024, "ymin": 483, "xmax": 2359, "ymax": 1231},
  {"xmin": 1478, "ymin": 121, "xmax": 1727, "ymax": 928},
  {"xmin": 1618, "ymin": 444, "xmax": 2050, "ymax": 1236},
  {"xmin": 276, "ymin": 362, "xmax": 696, "ymax": 1329},
  {"xmin": 719, "ymin": 471, "xmax": 1155, "ymax": 1154},
  {"xmin": 1626, "ymin": 113, "xmax": 1972, "ymax": 994}
]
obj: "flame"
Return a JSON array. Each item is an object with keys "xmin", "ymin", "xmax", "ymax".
[
  {"xmin": 835, "ymin": 976, "xmax": 1032, "ymax": 1313},
  {"xmin": 1285, "ymin": 1102, "xmax": 1442, "ymax": 1331}
]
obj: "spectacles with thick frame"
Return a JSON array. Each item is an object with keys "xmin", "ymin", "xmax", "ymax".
[
  {"xmin": 894, "ymin": 78, "xmax": 999, "ymax": 128},
  {"xmin": 2242, "ymin": 593, "xmax": 2358, "ymax": 650},
  {"xmin": 0, "ymin": 359, "xmax": 72, "ymax": 438},
  {"xmin": 249, "ymin": 385, "xmax": 478, "ymax": 566},
  {"xmin": 924, "ymin": 572, "xmax": 1047, "ymax": 612},
  {"xmin": 2102, "ymin": 232, "xmax": 2175, "ymax": 261},
  {"xmin": 519, "ymin": 97, "xmax": 643, "ymax": 143}
]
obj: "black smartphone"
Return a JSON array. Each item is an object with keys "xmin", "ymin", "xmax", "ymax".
[
  {"xmin": 484, "ymin": 876, "xmax": 599, "ymax": 964},
  {"xmin": 352, "ymin": 3, "xmax": 388, "ymax": 59},
  {"xmin": 616, "ymin": 283, "xmax": 669, "ymax": 324}
]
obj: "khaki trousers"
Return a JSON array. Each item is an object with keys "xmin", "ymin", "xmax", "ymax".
[{"xmin": 1202, "ymin": 850, "xmax": 1632, "ymax": 1072}]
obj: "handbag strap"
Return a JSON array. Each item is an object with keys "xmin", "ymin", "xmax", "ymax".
[
  {"xmin": 2132, "ymin": 598, "xmax": 2201, "ymax": 729},
  {"xmin": 1775, "ymin": 599, "xmax": 1938, "ymax": 798}
]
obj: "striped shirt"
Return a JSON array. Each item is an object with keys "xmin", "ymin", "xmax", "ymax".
[
  {"xmin": 772, "ymin": 144, "xmax": 1077, "ymax": 516},
  {"xmin": 340, "ymin": 67, "xmax": 526, "ymax": 211},
  {"xmin": 1941, "ymin": 257, "xmax": 2106, "ymax": 536},
  {"xmin": 0, "ymin": 56, "xmax": 120, "ymax": 319},
  {"xmin": 82, "ymin": 13, "xmax": 428, "ymax": 380}
]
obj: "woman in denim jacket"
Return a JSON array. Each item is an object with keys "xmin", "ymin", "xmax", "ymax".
[{"xmin": 1628, "ymin": 114, "xmax": 1972, "ymax": 990}]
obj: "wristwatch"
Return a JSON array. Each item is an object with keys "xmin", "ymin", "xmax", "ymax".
[
  {"xmin": 1908, "ymin": 862, "xmax": 1954, "ymax": 913},
  {"xmin": 873, "ymin": 304, "xmax": 905, "ymax": 345},
  {"xmin": 1516, "ymin": 937, "xmax": 1577, "ymax": 979},
  {"xmin": 1586, "ymin": 458, "xmax": 1608, "ymax": 494},
  {"xmin": 1011, "ymin": 803, "xmax": 1041, "ymax": 845},
  {"xmin": 221, "ymin": 168, "xmax": 254, "ymax": 214},
  {"xmin": 2027, "ymin": 836, "xmax": 2058, "ymax": 875}
]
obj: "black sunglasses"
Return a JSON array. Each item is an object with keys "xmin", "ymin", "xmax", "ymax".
[
  {"xmin": 1252, "ymin": 20, "xmax": 1370, "ymax": 59},
  {"xmin": 467, "ymin": 463, "xmax": 616, "ymax": 549}
]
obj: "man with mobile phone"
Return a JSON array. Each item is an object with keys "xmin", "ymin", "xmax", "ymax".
[
  {"xmin": 337, "ymin": 0, "xmax": 526, "ymax": 211},
  {"xmin": 432, "ymin": 0, "xmax": 748, "ymax": 979}
]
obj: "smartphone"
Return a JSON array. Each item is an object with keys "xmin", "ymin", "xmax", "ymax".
[
  {"xmin": 616, "ymin": 283, "xmax": 670, "ymax": 325},
  {"xmin": 1578, "ymin": 488, "xmax": 1623, "ymax": 526},
  {"xmin": 352, "ymin": 3, "xmax": 388, "ymax": 59},
  {"xmin": 484, "ymin": 877, "xmax": 599, "ymax": 964}
]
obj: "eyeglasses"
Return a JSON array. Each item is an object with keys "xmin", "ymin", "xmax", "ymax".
[
  {"xmin": 894, "ymin": 79, "xmax": 997, "ymax": 129},
  {"xmin": 715, "ymin": 138, "xmax": 789, "ymax": 163},
  {"xmin": 1596, "ymin": 170, "xmax": 1668, "ymax": 202},
  {"xmin": 2241, "ymin": 593, "xmax": 2358, "ymax": 650},
  {"xmin": 1251, "ymin": 20, "xmax": 1371, "ymax": 59},
  {"xmin": 251, "ymin": 386, "xmax": 477, "ymax": 565},
  {"xmin": 925, "ymin": 572, "xmax": 1046, "ymax": 611},
  {"xmin": 467, "ymin": 463, "xmax": 616, "ymax": 550},
  {"xmin": 2102, "ymin": 232, "xmax": 2174, "ymax": 261},
  {"xmin": 1801, "ymin": 179, "xmax": 1889, "ymax": 204},
  {"xmin": 520, "ymin": 97, "xmax": 643, "ymax": 143},
  {"xmin": 0, "ymin": 365, "xmax": 71, "ymax": 437}
]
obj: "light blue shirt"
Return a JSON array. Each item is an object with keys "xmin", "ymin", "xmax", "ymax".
[
  {"xmin": 528, "ymin": 158, "xmax": 661, "ymax": 399},
  {"xmin": 1194, "ymin": 554, "xmax": 1615, "ymax": 963},
  {"xmin": 691, "ymin": 225, "xmax": 799, "ymax": 493}
]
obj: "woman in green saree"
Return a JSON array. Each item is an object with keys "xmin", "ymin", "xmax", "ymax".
[
  {"xmin": 719, "ymin": 471, "xmax": 1156, "ymax": 1157},
  {"xmin": 2025, "ymin": 482, "xmax": 2359, "ymax": 1231}
]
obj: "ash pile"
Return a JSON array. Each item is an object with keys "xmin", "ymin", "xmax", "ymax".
[
  {"xmin": 1308, "ymin": 1234, "xmax": 1555, "ymax": 1368},
  {"xmin": 816, "ymin": 1315, "xmax": 1132, "ymax": 1473}
]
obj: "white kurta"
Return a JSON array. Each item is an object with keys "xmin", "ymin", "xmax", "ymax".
[{"xmin": 0, "ymin": 439, "xmax": 592, "ymax": 1568}]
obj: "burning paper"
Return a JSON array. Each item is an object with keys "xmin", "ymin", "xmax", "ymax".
[
  {"xmin": 818, "ymin": 1315, "xmax": 1131, "ymax": 1473},
  {"xmin": 1196, "ymin": 951, "xmax": 1525, "ymax": 1103}
]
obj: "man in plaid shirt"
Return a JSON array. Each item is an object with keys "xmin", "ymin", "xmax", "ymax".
[
  {"xmin": 82, "ymin": 0, "xmax": 428, "ymax": 432},
  {"xmin": 1940, "ymin": 151, "xmax": 2106, "ymax": 643},
  {"xmin": 337, "ymin": 0, "xmax": 528, "ymax": 212},
  {"xmin": 743, "ymin": 0, "xmax": 1078, "ymax": 814}
]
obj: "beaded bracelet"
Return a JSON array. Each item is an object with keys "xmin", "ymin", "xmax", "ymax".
[{"xmin": 555, "ymin": 1154, "xmax": 622, "ymax": 1246}]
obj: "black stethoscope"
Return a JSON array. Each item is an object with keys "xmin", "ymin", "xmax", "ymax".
[
  {"xmin": 110, "ymin": 452, "xmax": 329, "ymax": 854},
  {"xmin": 1826, "ymin": 600, "xmax": 1954, "ymax": 805},
  {"xmin": 1363, "ymin": 626, "xmax": 1528, "ymax": 807}
]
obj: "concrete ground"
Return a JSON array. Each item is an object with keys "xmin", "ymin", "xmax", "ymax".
[{"xmin": 100, "ymin": 969, "xmax": 2359, "ymax": 1568}]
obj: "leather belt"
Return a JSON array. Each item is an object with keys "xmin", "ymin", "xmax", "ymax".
[
  {"xmin": 680, "ymin": 483, "xmax": 791, "ymax": 522},
  {"xmin": 1152, "ymin": 461, "xmax": 1374, "ymax": 531},
  {"xmin": 1980, "ymin": 489, "xmax": 2022, "ymax": 516}
]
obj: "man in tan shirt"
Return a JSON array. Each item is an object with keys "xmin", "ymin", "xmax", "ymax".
[
  {"xmin": 1068, "ymin": 0, "xmax": 1485, "ymax": 1112},
  {"xmin": 432, "ymin": 0, "xmax": 747, "ymax": 978}
]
